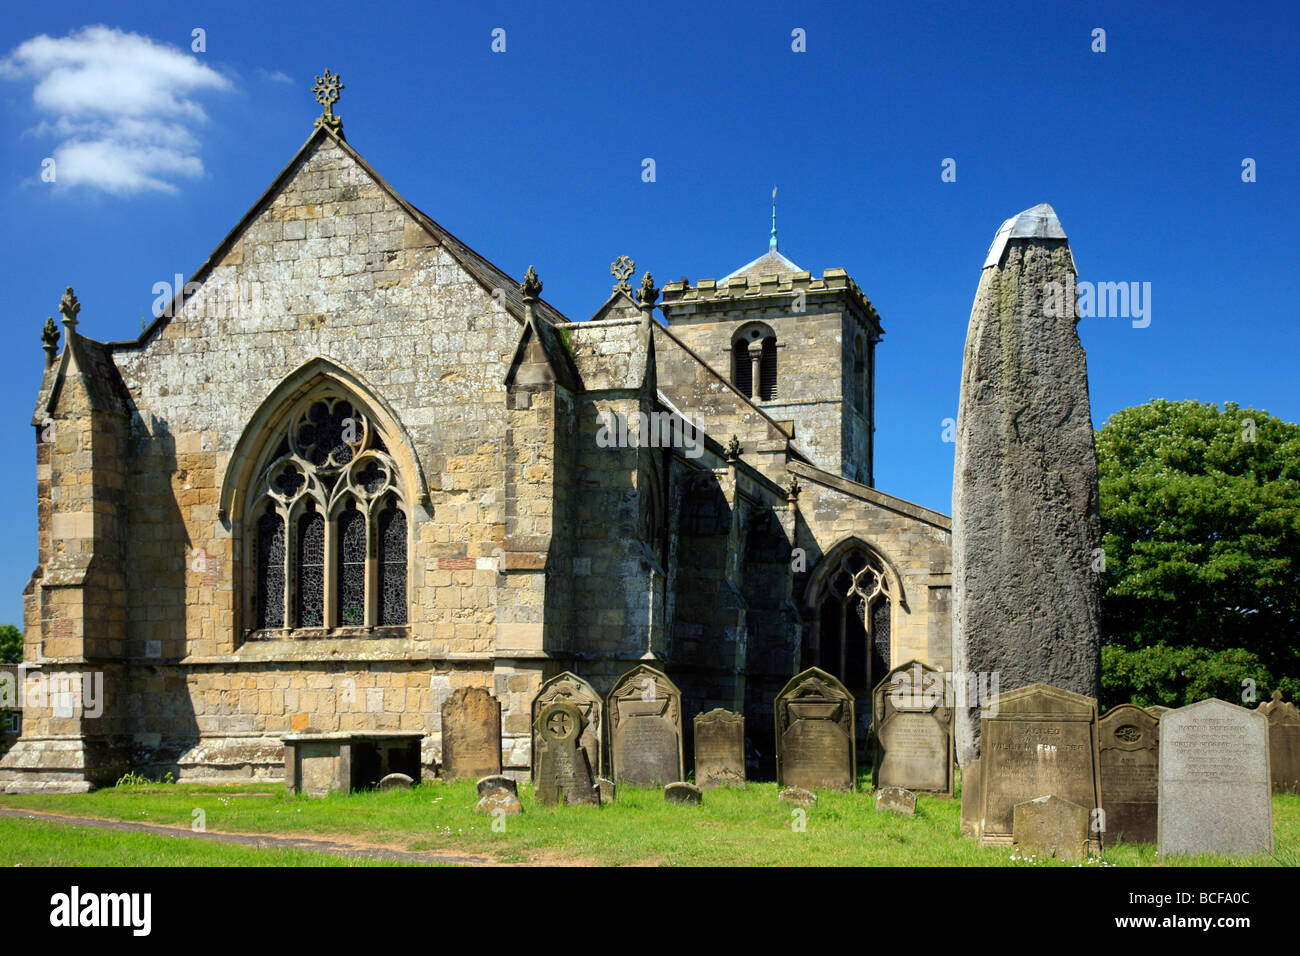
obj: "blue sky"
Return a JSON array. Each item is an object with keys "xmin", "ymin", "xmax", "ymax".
[{"xmin": 0, "ymin": 1, "xmax": 1296, "ymax": 627}]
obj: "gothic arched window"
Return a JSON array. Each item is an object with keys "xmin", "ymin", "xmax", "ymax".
[
  {"xmin": 247, "ymin": 395, "xmax": 408, "ymax": 637},
  {"xmin": 807, "ymin": 548, "xmax": 892, "ymax": 694}
]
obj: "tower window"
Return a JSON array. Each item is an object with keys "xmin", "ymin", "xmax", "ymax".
[{"xmin": 732, "ymin": 323, "xmax": 778, "ymax": 401}]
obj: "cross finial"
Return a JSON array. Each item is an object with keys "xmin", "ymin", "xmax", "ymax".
[
  {"xmin": 59, "ymin": 286, "xmax": 80, "ymax": 331},
  {"xmin": 312, "ymin": 69, "xmax": 344, "ymax": 134},
  {"xmin": 770, "ymin": 186, "xmax": 778, "ymax": 251},
  {"xmin": 611, "ymin": 256, "xmax": 635, "ymax": 293}
]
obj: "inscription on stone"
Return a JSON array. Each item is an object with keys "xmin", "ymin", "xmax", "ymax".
[
  {"xmin": 606, "ymin": 665, "xmax": 684, "ymax": 787},
  {"xmin": 978, "ymin": 683, "xmax": 1101, "ymax": 850},
  {"xmin": 873, "ymin": 660, "xmax": 953, "ymax": 795},
  {"xmin": 1098, "ymin": 703, "xmax": 1159, "ymax": 845},
  {"xmin": 531, "ymin": 671, "xmax": 602, "ymax": 781},
  {"xmin": 441, "ymin": 686, "xmax": 502, "ymax": 781},
  {"xmin": 775, "ymin": 667, "xmax": 855, "ymax": 791},
  {"xmin": 1159, "ymin": 698, "xmax": 1273, "ymax": 857},
  {"xmin": 694, "ymin": 708, "xmax": 745, "ymax": 789}
]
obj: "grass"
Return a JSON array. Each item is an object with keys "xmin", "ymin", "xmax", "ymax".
[{"xmin": 2, "ymin": 773, "xmax": 1297, "ymax": 866}]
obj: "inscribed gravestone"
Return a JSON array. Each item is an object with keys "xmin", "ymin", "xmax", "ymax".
[
  {"xmin": 978, "ymin": 684, "xmax": 1102, "ymax": 851},
  {"xmin": 872, "ymin": 660, "xmax": 954, "ymax": 795},
  {"xmin": 531, "ymin": 671, "xmax": 602, "ymax": 781},
  {"xmin": 607, "ymin": 664, "xmax": 684, "ymax": 787},
  {"xmin": 775, "ymin": 667, "xmax": 856, "ymax": 791},
  {"xmin": 1259, "ymin": 690, "xmax": 1300, "ymax": 794},
  {"xmin": 1013, "ymin": 795, "xmax": 1089, "ymax": 861},
  {"xmin": 441, "ymin": 687, "xmax": 502, "ymax": 780},
  {"xmin": 694, "ymin": 709, "xmax": 745, "ymax": 789},
  {"xmin": 533, "ymin": 700, "xmax": 598, "ymax": 806},
  {"xmin": 1098, "ymin": 703, "xmax": 1158, "ymax": 845},
  {"xmin": 1159, "ymin": 698, "xmax": 1272, "ymax": 857}
]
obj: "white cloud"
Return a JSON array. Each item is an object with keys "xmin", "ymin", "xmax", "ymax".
[{"xmin": 1, "ymin": 25, "xmax": 233, "ymax": 195}]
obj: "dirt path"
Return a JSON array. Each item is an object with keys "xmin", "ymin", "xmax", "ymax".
[{"xmin": 0, "ymin": 806, "xmax": 497, "ymax": 866}]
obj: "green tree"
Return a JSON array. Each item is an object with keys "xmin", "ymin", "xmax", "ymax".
[
  {"xmin": 1096, "ymin": 400, "xmax": 1300, "ymax": 705},
  {"xmin": 0, "ymin": 624, "xmax": 21, "ymax": 664}
]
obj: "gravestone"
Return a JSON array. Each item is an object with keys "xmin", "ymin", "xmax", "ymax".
[
  {"xmin": 441, "ymin": 687, "xmax": 501, "ymax": 780},
  {"xmin": 533, "ymin": 700, "xmax": 599, "ymax": 807},
  {"xmin": 474, "ymin": 787, "xmax": 523, "ymax": 816},
  {"xmin": 875, "ymin": 787, "xmax": 916, "ymax": 817},
  {"xmin": 1146, "ymin": 705, "xmax": 1169, "ymax": 718},
  {"xmin": 1097, "ymin": 703, "xmax": 1159, "ymax": 845},
  {"xmin": 952, "ymin": 203, "xmax": 1102, "ymax": 766},
  {"xmin": 978, "ymin": 684, "xmax": 1102, "ymax": 851},
  {"xmin": 1259, "ymin": 690, "xmax": 1300, "ymax": 794},
  {"xmin": 595, "ymin": 777, "xmax": 615, "ymax": 804},
  {"xmin": 664, "ymin": 782, "xmax": 702, "ymax": 805},
  {"xmin": 1013, "ymin": 795, "xmax": 1089, "ymax": 861},
  {"xmin": 694, "ymin": 708, "xmax": 746, "ymax": 789},
  {"xmin": 531, "ymin": 672, "xmax": 602, "ymax": 781},
  {"xmin": 378, "ymin": 772, "xmax": 412, "ymax": 791},
  {"xmin": 775, "ymin": 668, "xmax": 856, "ymax": 791},
  {"xmin": 779, "ymin": 787, "xmax": 817, "ymax": 807},
  {"xmin": 959, "ymin": 758, "xmax": 982, "ymax": 838},
  {"xmin": 1159, "ymin": 698, "xmax": 1273, "ymax": 857},
  {"xmin": 872, "ymin": 660, "xmax": 954, "ymax": 795},
  {"xmin": 606, "ymin": 664, "xmax": 684, "ymax": 787},
  {"xmin": 476, "ymin": 774, "xmax": 518, "ymax": 799}
]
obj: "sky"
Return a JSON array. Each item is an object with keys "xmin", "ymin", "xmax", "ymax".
[{"xmin": 0, "ymin": 1, "xmax": 1296, "ymax": 627}]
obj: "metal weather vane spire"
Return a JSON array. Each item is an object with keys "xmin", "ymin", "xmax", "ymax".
[{"xmin": 770, "ymin": 186, "xmax": 778, "ymax": 251}]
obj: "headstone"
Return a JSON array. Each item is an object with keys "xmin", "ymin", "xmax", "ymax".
[
  {"xmin": 774, "ymin": 667, "xmax": 856, "ymax": 791},
  {"xmin": 595, "ymin": 777, "xmax": 615, "ymax": 804},
  {"xmin": 694, "ymin": 708, "xmax": 746, "ymax": 789},
  {"xmin": 1013, "ymin": 795, "xmax": 1089, "ymax": 861},
  {"xmin": 533, "ymin": 700, "xmax": 599, "ymax": 807},
  {"xmin": 1146, "ymin": 705, "xmax": 1169, "ymax": 718},
  {"xmin": 978, "ymin": 684, "xmax": 1102, "ymax": 851},
  {"xmin": 474, "ymin": 786, "xmax": 523, "ymax": 816},
  {"xmin": 1259, "ymin": 690, "xmax": 1300, "ymax": 794},
  {"xmin": 441, "ymin": 687, "xmax": 502, "ymax": 780},
  {"xmin": 378, "ymin": 772, "xmax": 413, "ymax": 791},
  {"xmin": 1097, "ymin": 703, "xmax": 1159, "ymax": 845},
  {"xmin": 875, "ymin": 787, "xmax": 916, "ymax": 816},
  {"xmin": 664, "ymin": 782, "xmax": 702, "ymax": 805},
  {"xmin": 531, "ymin": 672, "xmax": 603, "ymax": 780},
  {"xmin": 476, "ymin": 774, "xmax": 518, "ymax": 799},
  {"xmin": 959, "ymin": 758, "xmax": 982, "ymax": 838},
  {"xmin": 606, "ymin": 664, "xmax": 684, "ymax": 787},
  {"xmin": 952, "ymin": 203, "xmax": 1101, "ymax": 766},
  {"xmin": 779, "ymin": 787, "xmax": 817, "ymax": 807},
  {"xmin": 872, "ymin": 660, "xmax": 954, "ymax": 795},
  {"xmin": 1159, "ymin": 698, "xmax": 1273, "ymax": 857}
]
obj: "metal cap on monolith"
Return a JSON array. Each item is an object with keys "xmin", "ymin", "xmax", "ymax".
[{"xmin": 951, "ymin": 203, "xmax": 1101, "ymax": 768}]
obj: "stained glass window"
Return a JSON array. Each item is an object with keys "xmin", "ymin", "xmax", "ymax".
[
  {"xmin": 297, "ymin": 507, "xmax": 325, "ymax": 627},
  {"xmin": 337, "ymin": 502, "xmax": 366, "ymax": 626},
  {"xmin": 377, "ymin": 500, "xmax": 407, "ymax": 625},
  {"xmin": 256, "ymin": 507, "xmax": 285, "ymax": 628}
]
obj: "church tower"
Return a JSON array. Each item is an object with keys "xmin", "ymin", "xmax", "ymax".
[{"xmin": 659, "ymin": 193, "xmax": 883, "ymax": 484}]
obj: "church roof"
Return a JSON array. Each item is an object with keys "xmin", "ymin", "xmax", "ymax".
[{"xmin": 721, "ymin": 246, "xmax": 805, "ymax": 281}]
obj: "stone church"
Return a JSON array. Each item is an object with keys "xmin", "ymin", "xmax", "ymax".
[{"xmin": 1, "ymin": 76, "xmax": 951, "ymax": 791}]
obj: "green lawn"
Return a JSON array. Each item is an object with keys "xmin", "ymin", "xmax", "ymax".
[{"xmin": 2, "ymin": 774, "xmax": 1296, "ymax": 866}]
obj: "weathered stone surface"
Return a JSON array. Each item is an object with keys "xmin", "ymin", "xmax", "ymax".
[
  {"xmin": 872, "ymin": 660, "xmax": 953, "ymax": 795},
  {"xmin": 952, "ymin": 203, "xmax": 1101, "ymax": 766},
  {"xmin": 607, "ymin": 665, "xmax": 683, "ymax": 787},
  {"xmin": 775, "ymin": 667, "xmax": 855, "ymax": 791},
  {"xmin": 476, "ymin": 774, "xmax": 517, "ymax": 798},
  {"xmin": 595, "ymin": 777, "xmax": 615, "ymax": 805},
  {"xmin": 694, "ymin": 708, "xmax": 745, "ymax": 789},
  {"xmin": 664, "ymin": 782, "xmax": 702, "ymax": 805},
  {"xmin": 534, "ymin": 700, "xmax": 598, "ymax": 807},
  {"xmin": 474, "ymin": 786, "xmax": 523, "ymax": 816},
  {"xmin": 1259, "ymin": 690, "xmax": 1300, "ymax": 794},
  {"xmin": 959, "ymin": 757, "xmax": 982, "ymax": 838},
  {"xmin": 978, "ymin": 684, "xmax": 1101, "ymax": 850},
  {"xmin": 531, "ymin": 672, "xmax": 602, "ymax": 781},
  {"xmin": 1146, "ymin": 706, "xmax": 1170, "ymax": 718},
  {"xmin": 1159, "ymin": 698, "xmax": 1272, "ymax": 857},
  {"xmin": 378, "ymin": 772, "xmax": 413, "ymax": 790},
  {"xmin": 440, "ymin": 687, "xmax": 502, "ymax": 780},
  {"xmin": 778, "ymin": 787, "xmax": 817, "ymax": 807},
  {"xmin": 1013, "ymin": 795, "xmax": 1089, "ymax": 861},
  {"xmin": 874, "ymin": 786, "xmax": 916, "ymax": 816},
  {"xmin": 1098, "ymin": 703, "xmax": 1158, "ymax": 845}
]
